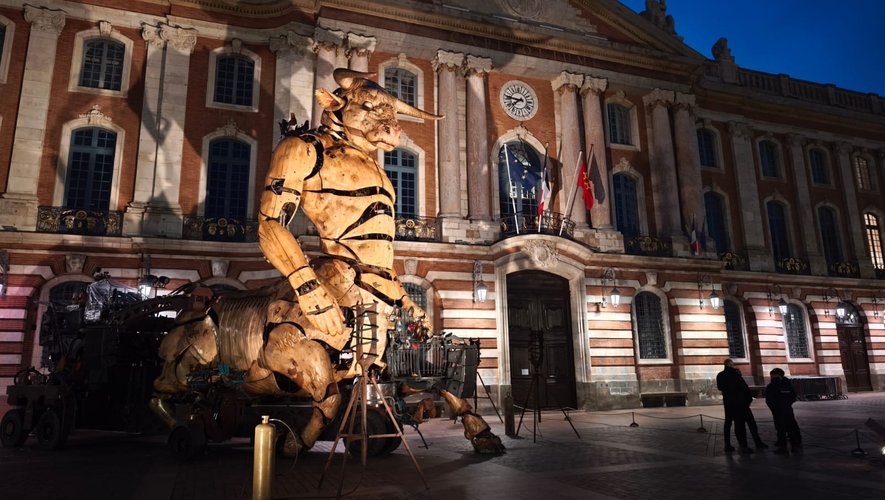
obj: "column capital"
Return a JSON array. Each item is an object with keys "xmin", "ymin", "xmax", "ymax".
[
  {"xmin": 463, "ymin": 55, "xmax": 492, "ymax": 77},
  {"xmin": 346, "ymin": 32, "xmax": 377, "ymax": 59},
  {"xmin": 673, "ymin": 91, "xmax": 695, "ymax": 111},
  {"xmin": 786, "ymin": 133, "xmax": 806, "ymax": 149},
  {"xmin": 24, "ymin": 5, "xmax": 65, "ymax": 35},
  {"xmin": 642, "ymin": 88, "xmax": 675, "ymax": 109},
  {"xmin": 160, "ymin": 24, "xmax": 197, "ymax": 53},
  {"xmin": 432, "ymin": 50, "xmax": 465, "ymax": 73},
  {"xmin": 141, "ymin": 24, "xmax": 164, "ymax": 48},
  {"xmin": 835, "ymin": 141, "xmax": 853, "ymax": 156},
  {"xmin": 727, "ymin": 121, "xmax": 752, "ymax": 140},
  {"xmin": 551, "ymin": 71, "xmax": 583, "ymax": 94},
  {"xmin": 270, "ymin": 31, "xmax": 312, "ymax": 57},
  {"xmin": 313, "ymin": 27, "xmax": 345, "ymax": 53},
  {"xmin": 580, "ymin": 76, "xmax": 608, "ymax": 96}
]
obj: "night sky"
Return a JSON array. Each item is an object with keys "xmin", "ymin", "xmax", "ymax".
[{"xmin": 620, "ymin": 0, "xmax": 885, "ymax": 96}]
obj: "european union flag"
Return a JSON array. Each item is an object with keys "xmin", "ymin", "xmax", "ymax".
[{"xmin": 505, "ymin": 144, "xmax": 540, "ymax": 190}]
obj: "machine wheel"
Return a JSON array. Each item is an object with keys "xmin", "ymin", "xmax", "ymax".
[
  {"xmin": 1, "ymin": 409, "xmax": 29, "ymax": 447},
  {"xmin": 379, "ymin": 418, "xmax": 402, "ymax": 456},
  {"xmin": 35, "ymin": 410, "xmax": 68, "ymax": 450},
  {"xmin": 168, "ymin": 424, "xmax": 207, "ymax": 461},
  {"xmin": 345, "ymin": 409, "xmax": 387, "ymax": 458}
]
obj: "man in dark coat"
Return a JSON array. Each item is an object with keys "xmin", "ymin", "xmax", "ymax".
[
  {"xmin": 765, "ymin": 367, "xmax": 803, "ymax": 453},
  {"xmin": 716, "ymin": 359, "xmax": 767, "ymax": 453}
]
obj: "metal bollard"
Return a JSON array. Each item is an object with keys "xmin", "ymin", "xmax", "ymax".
[{"xmin": 253, "ymin": 415, "xmax": 276, "ymax": 500}]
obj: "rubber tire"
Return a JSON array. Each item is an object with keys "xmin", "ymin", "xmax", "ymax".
[
  {"xmin": 168, "ymin": 424, "xmax": 207, "ymax": 461},
  {"xmin": 35, "ymin": 410, "xmax": 67, "ymax": 450},
  {"xmin": 379, "ymin": 418, "xmax": 402, "ymax": 456},
  {"xmin": 1, "ymin": 409, "xmax": 28, "ymax": 447},
  {"xmin": 345, "ymin": 410, "xmax": 387, "ymax": 458}
]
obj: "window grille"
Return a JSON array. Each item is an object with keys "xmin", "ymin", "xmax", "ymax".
[
  {"xmin": 384, "ymin": 68, "xmax": 416, "ymax": 106},
  {"xmin": 635, "ymin": 292, "xmax": 667, "ymax": 359},
  {"xmin": 214, "ymin": 55, "xmax": 254, "ymax": 106},
  {"xmin": 696, "ymin": 129, "xmax": 717, "ymax": 168},
  {"xmin": 864, "ymin": 213, "xmax": 884, "ymax": 269},
  {"xmin": 704, "ymin": 191, "xmax": 730, "ymax": 252},
  {"xmin": 854, "ymin": 156, "xmax": 873, "ymax": 191},
  {"xmin": 206, "ymin": 139, "xmax": 251, "ymax": 219},
  {"xmin": 766, "ymin": 201, "xmax": 791, "ymax": 263},
  {"xmin": 384, "ymin": 148, "xmax": 417, "ymax": 217},
  {"xmin": 783, "ymin": 303, "xmax": 810, "ymax": 358},
  {"xmin": 817, "ymin": 206, "xmax": 843, "ymax": 267},
  {"xmin": 607, "ymin": 103, "xmax": 632, "ymax": 145},
  {"xmin": 809, "ymin": 149, "xmax": 830, "ymax": 185},
  {"xmin": 613, "ymin": 174, "xmax": 639, "ymax": 237},
  {"xmin": 79, "ymin": 39, "xmax": 125, "ymax": 91},
  {"xmin": 723, "ymin": 299, "xmax": 746, "ymax": 359},
  {"xmin": 403, "ymin": 282, "xmax": 426, "ymax": 311},
  {"xmin": 65, "ymin": 128, "xmax": 117, "ymax": 210},
  {"xmin": 759, "ymin": 140, "xmax": 780, "ymax": 177},
  {"xmin": 498, "ymin": 141, "xmax": 542, "ymax": 216}
]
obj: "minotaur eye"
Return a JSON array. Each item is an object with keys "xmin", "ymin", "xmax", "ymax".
[{"xmin": 362, "ymin": 102, "xmax": 375, "ymax": 111}]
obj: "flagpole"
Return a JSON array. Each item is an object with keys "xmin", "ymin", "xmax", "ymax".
[
  {"xmin": 503, "ymin": 143, "xmax": 520, "ymax": 235},
  {"xmin": 538, "ymin": 142, "xmax": 549, "ymax": 233},
  {"xmin": 560, "ymin": 149, "xmax": 584, "ymax": 236}
]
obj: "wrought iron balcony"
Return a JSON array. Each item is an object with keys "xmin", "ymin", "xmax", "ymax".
[
  {"xmin": 827, "ymin": 260, "xmax": 860, "ymax": 278},
  {"xmin": 774, "ymin": 256, "xmax": 810, "ymax": 275},
  {"xmin": 36, "ymin": 206, "xmax": 122, "ymax": 236},
  {"xmin": 624, "ymin": 235, "xmax": 673, "ymax": 257},
  {"xmin": 499, "ymin": 212, "xmax": 575, "ymax": 239},
  {"xmin": 719, "ymin": 251, "xmax": 750, "ymax": 271},
  {"xmin": 395, "ymin": 216, "xmax": 439, "ymax": 242},
  {"xmin": 182, "ymin": 216, "xmax": 258, "ymax": 242}
]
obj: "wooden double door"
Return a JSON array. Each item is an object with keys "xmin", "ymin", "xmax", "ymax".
[
  {"xmin": 837, "ymin": 325, "xmax": 872, "ymax": 392},
  {"xmin": 507, "ymin": 271, "xmax": 576, "ymax": 410}
]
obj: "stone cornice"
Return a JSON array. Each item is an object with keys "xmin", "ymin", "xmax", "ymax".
[
  {"xmin": 432, "ymin": 50, "xmax": 465, "ymax": 73},
  {"xmin": 551, "ymin": 71, "xmax": 583, "ymax": 93},
  {"xmin": 269, "ymin": 31, "xmax": 313, "ymax": 56},
  {"xmin": 313, "ymin": 26, "xmax": 346, "ymax": 52},
  {"xmin": 23, "ymin": 4, "xmax": 66, "ymax": 35}
]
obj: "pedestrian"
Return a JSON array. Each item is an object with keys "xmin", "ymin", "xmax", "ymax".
[
  {"xmin": 716, "ymin": 359, "xmax": 767, "ymax": 453},
  {"xmin": 765, "ymin": 367, "xmax": 803, "ymax": 453}
]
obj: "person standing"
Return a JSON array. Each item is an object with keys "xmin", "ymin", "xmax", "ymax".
[
  {"xmin": 716, "ymin": 359, "xmax": 753, "ymax": 453},
  {"xmin": 765, "ymin": 367, "xmax": 803, "ymax": 453}
]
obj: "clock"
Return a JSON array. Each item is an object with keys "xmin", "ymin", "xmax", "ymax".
[{"xmin": 500, "ymin": 81, "xmax": 538, "ymax": 121}]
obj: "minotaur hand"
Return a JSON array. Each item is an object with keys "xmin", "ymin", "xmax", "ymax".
[{"xmin": 298, "ymin": 284, "xmax": 346, "ymax": 337}]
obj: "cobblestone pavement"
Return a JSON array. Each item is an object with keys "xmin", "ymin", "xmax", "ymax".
[{"xmin": 2, "ymin": 393, "xmax": 885, "ymax": 500}]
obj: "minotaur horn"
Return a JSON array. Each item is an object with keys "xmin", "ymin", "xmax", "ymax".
[
  {"xmin": 333, "ymin": 68, "xmax": 375, "ymax": 90},
  {"xmin": 396, "ymin": 100, "xmax": 444, "ymax": 121}
]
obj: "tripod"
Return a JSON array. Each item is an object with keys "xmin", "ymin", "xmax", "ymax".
[
  {"xmin": 472, "ymin": 338, "xmax": 503, "ymax": 423},
  {"xmin": 319, "ymin": 303, "xmax": 428, "ymax": 497},
  {"xmin": 515, "ymin": 329, "xmax": 581, "ymax": 442}
]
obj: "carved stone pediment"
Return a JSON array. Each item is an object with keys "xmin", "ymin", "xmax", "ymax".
[{"xmin": 523, "ymin": 240, "xmax": 558, "ymax": 268}]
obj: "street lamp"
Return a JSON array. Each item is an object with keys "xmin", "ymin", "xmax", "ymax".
[
  {"xmin": 697, "ymin": 273, "xmax": 720, "ymax": 310},
  {"xmin": 473, "ymin": 261, "xmax": 487, "ymax": 303},
  {"xmin": 601, "ymin": 268, "xmax": 620, "ymax": 308}
]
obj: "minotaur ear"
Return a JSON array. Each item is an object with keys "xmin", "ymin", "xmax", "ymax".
[{"xmin": 315, "ymin": 89, "xmax": 346, "ymax": 111}]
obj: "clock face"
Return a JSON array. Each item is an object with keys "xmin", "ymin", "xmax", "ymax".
[{"xmin": 500, "ymin": 81, "xmax": 538, "ymax": 121}]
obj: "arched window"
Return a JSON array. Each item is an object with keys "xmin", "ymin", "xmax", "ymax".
[
  {"xmin": 817, "ymin": 206, "xmax": 843, "ymax": 269},
  {"xmin": 613, "ymin": 173, "xmax": 639, "ymax": 237},
  {"xmin": 79, "ymin": 39, "xmax": 125, "ymax": 91},
  {"xmin": 498, "ymin": 141, "xmax": 542, "ymax": 216},
  {"xmin": 633, "ymin": 292, "xmax": 667, "ymax": 360},
  {"xmin": 704, "ymin": 191, "xmax": 730, "ymax": 253},
  {"xmin": 205, "ymin": 139, "xmax": 251, "ymax": 219},
  {"xmin": 864, "ymin": 212, "xmax": 885, "ymax": 270},
  {"xmin": 384, "ymin": 68, "xmax": 416, "ymax": 107},
  {"xmin": 766, "ymin": 201, "xmax": 791, "ymax": 263},
  {"xmin": 214, "ymin": 55, "xmax": 255, "ymax": 106},
  {"xmin": 607, "ymin": 103, "xmax": 632, "ymax": 145},
  {"xmin": 759, "ymin": 140, "xmax": 780, "ymax": 178},
  {"xmin": 697, "ymin": 128, "xmax": 717, "ymax": 168},
  {"xmin": 384, "ymin": 148, "xmax": 417, "ymax": 218},
  {"xmin": 809, "ymin": 148, "xmax": 830, "ymax": 185},
  {"xmin": 64, "ymin": 128, "xmax": 117, "ymax": 210},
  {"xmin": 783, "ymin": 303, "xmax": 810, "ymax": 359},
  {"xmin": 854, "ymin": 155, "xmax": 874, "ymax": 191},
  {"xmin": 403, "ymin": 282, "xmax": 426, "ymax": 311},
  {"xmin": 723, "ymin": 299, "xmax": 746, "ymax": 359}
]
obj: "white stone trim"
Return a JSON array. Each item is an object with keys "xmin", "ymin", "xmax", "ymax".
[
  {"xmin": 53, "ymin": 111, "xmax": 126, "ymax": 209},
  {"xmin": 68, "ymin": 24, "xmax": 134, "ymax": 97},
  {"xmin": 631, "ymin": 286, "xmax": 674, "ymax": 364},
  {"xmin": 610, "ymin": 157, "xmax": 650, "ymax": 236},
  {"xmin": 603, "ymin": 91, "xmax": 641, "ymax": 152},
  {"xmin": 198, "ymin": 121, "xmax": 258, "ymax": 218},
  {"xmin": 378, "ymin": 53, "xmax": 425, "ymax": 123},
  {"xmin": 206, "ymin": 41, "xmax": 261, "ymax": 113},
  {"xmin": 0, "ymin": 14, "xmax": 15, "ymax": 84}
]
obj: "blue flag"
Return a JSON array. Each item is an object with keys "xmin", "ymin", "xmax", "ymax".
[{"xmin": 506, "ymin": 144, "xmax": 540, "ymax": 190}]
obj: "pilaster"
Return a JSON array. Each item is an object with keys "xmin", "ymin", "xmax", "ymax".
[
  {"xmin": 311, "ymin": 27, "xmax": 345, "ymax": 123},
  {"xmin": 787, "ymin": 134, "xmax": 825, "ymax": 274},
  {"xmin": 552, "ymin": 71, "xmax": 586, "ymax": 229},
  {"xmin": 835, "ymin": 142, "xmax": 875, "ymax": 278},
  {"xmin": 465, "ymin": 55, "xmax": 492, "ymax": 222},
  {"xmin": 642, "ymin": 89, "xmax": 681, "ymax": 240},
  {"xmin": 580, "ymin": 76, "xmax": 612, "ymax": 230},
  {"xmin": 671, "ymin": 92, "xmax": 706, "ymax": 254},
  {"xmin": 728, "ymin": 122, "xmax": 769, "ymax": 271},
  {"xmin": 433, "ymin": 50, "xmax": 465, "ymax": 224},
  {"xmin": 270, "ymin": 31, "xmax": 314, "ymax": 143},
  {"xmin": 346, "ymin": 32, "xmax": 376, "ymax": 72}
]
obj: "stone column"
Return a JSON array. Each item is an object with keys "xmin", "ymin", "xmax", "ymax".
[
  {"xmin": 672, "ymin": 92, "xmax": 706, "ymax": 245},
  {"xmin": 433, "ymin": 50, "xmax": 465, "ymax": 219},
  {"xmin": 787, "ymin": 134, "xmax": 826, "ymax": 275},
  {"xmin": 642, "ymin": 89, "xmax": 681, "ymax": 238},
  {"xmin": 728, "ymin": 122, "xmax": 768, "ymax": 271},
  {"xmin": 0, "ymin": 5, "xmax": 65, "ymax": 230},
  {"xmin": 124, "ymin": 23, "xmax": 197, "ymax": 237},
  {"xmin": 580, "ymin": 76, "xmax": 612, "ymax": 230},
  {"xmin": 465, "ymin": 55, "xmax": 492, "ymax": 221},
  {"xmin": 552, "ymin": 72, "xmax": 586, "ymax": 228},
  {"xmin": 311, "ymin": 27, "xmax": 345, "ymax": 124},
  {"xmin": 346, "ymin": 33, "xmax": 376, "ymax": 73},
  {"xmin": 270, "ymin": 31, "xmax": 314, "ymax": 143},
  {"xmin": 835, "ymin": 142, "xmax": 875, "ymax": 278}
]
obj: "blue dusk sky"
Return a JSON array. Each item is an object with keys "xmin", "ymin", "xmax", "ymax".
[{"xmin": 620, "ymin": 0, "xmax": 885, "ymax": 96}]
